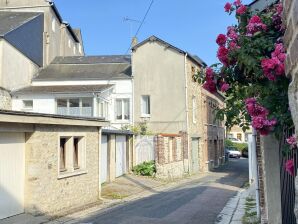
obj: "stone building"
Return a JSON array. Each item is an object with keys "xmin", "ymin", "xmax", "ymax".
[{"xmin": 132, "ymin": 36, "xmax": 225, "ymax": 173}]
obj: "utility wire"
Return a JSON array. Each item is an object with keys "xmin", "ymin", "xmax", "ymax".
[{"xmin": 125, "ymin": 0, "xmax": 154, "ymax": 54}]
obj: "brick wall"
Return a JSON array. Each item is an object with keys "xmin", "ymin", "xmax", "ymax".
[
  {"xmin": 154, "ymin": 134, "xmax": 186, "ymax": 179},
  {"xmin": 256, "ymin": 134, "xmax": 269, "ymax": 224}
]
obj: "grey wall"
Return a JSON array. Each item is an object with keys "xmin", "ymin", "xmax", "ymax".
[{"xmin": 132, "ymin": 41, "xmax": 187, "ymax": 134}]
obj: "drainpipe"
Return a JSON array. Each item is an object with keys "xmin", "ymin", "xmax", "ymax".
[
  {"xmin": 184, "ymin": 53, "xmax": 190, "ymax": 173},
  {"xmin": 252, "ymin": 128, "xmax": 260, "ymax": 218}
]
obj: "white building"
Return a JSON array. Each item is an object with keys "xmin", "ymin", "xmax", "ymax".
[{"xmin": 12, "ymin": 55, "xmax": 133, "ymax": 129}]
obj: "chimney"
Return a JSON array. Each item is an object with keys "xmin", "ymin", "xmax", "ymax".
[{"xmin": 131, "ymin": 36, "xmax": 138, "ymax": 48}]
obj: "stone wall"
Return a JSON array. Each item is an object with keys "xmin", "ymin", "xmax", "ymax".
[
  {"xmin": 154, "ymin": 134, "xmax": 187, "ymax": 179},
  {"xmin": 284, "ymin": 0, "xmax": 298, "ymax": 221},
  {"xmin": 0, "ymin": 88, "xmax": 11, "ymax": 110},
  {"xmin": 25, "ymin": 125, "xmax": 100, "ymax": 216}
]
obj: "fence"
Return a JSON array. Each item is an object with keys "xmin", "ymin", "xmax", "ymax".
[
  {"xmin": 135, "ymin": 135, "xmax": 155, "ymax": 165},
  {"xmin": 280, "ymin": 127, "xmax": 297, "ymax": 224}
]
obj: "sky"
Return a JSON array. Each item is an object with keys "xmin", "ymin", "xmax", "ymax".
[{"xmin": 54, "ymin": 0, "xmax": 252, "ymax": 65}]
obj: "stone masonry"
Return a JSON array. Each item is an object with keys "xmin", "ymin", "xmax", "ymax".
[
  {"xmin": 284, "ymin": 0, "xmax": 298, "ymax": 221},
  {"xmin": 0, "ymin": 88, "xmax": 11, "ymax": 110},
  {"xmin": 25, "ymin": 125, "xmax": 100, "ymax": 216}
]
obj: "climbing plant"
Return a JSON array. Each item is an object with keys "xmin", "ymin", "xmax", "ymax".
[{"xmin": 194, "ymin": 0, "xmax": 296, "ymax": 174}]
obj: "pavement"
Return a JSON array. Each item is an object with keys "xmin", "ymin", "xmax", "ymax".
[
  {"xmin": 0, "ymin": 158, "xmax": 248, "ymax": 224},
  {"xmin": 215, "ymin": 184, "xmax": 257, "ymax": 224}
]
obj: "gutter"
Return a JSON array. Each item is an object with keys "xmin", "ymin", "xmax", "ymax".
[{"xmin": 184, "ymin": 53, "xmax": 190, "ymax": 173}]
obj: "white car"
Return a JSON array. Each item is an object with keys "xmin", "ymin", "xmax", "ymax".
[
  {"xmin": 228, "ymin": 137, "xmax": 242, "ymax": 143},
  {"xmin": 228, "ymin": 148, "xmax": 242, "ymax": 158}
]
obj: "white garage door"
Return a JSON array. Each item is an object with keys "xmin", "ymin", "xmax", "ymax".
[
  {"xmin": 116, "ymin": 135, "xmax": 127, "ymax": 178},
  {"xmin": 101, "ymin": 135, "xmax": 108, "ymax": 183},
  {"xmin": 0, "ymin": 133, "xmax": 25, "ymax": 220}
]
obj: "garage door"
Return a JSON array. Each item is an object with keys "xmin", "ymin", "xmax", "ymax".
[
  {"xmin": 116, "ymin": 135, "xmax": 127, "ymax": 178},
  {"xmin": 101, "ymin": 135, "xmax": 108, "ymax": 183},
  {"xmin": 0, "ymin": 133, "xmax": 25, "ymax": 220}
]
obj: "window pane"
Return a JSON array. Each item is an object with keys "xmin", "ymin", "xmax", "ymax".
[
  {"xmin": 81, "ymin": 98, "xmax": 93, "ymax": 117},
  {"xmin": 116, "ymin": 100, "xmax": 122, "ymax": 120},
  {"xmin": 141, "ymin": 96, "xmax": 150, "ymax": 115},
  {"xmin": 73, "ymin": 138, "xmax": 80, "ymax": 169},
  {"xmin": 23, "ymin": 100, "xmax": 33, "ymax": 109},
  {"xmin": 57, "ymin": 99, "xmax": 67, "ymax": 115},
  {"xmin": 124, "ymin": 99, "xmax": 130, "ymax": 120},
  {"xmin": 60, "ymin": 138, "xmax": 67, "ymax": 172},
  {"xmin": 69, "ymin": 99, "xmax": 80, "ymax": 116}
]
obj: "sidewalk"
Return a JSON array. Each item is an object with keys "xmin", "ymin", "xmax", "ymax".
[{"xmin": 215, "ymin": 185, "xmax": 258, "ymax": 224}]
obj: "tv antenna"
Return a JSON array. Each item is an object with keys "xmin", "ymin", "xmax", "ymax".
[{"xmin": 123, "ymin": 17, "xmax": 142, "ymax": 39}]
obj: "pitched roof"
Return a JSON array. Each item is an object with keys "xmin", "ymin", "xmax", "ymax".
[
  {"xmin": 52, "ymin": 55, "xmax": 131, "ymax": 64},
  {"xmin": 132, "ymin": 36, "xmax": 207, "ymax": 67},
  {"xmin": 12, "ymin": 84, "xmax": 113, "ymax": 94},
  {"xmin": 33, "ymin": 56, "xmax": 132, "ymax": 81},
  {"xmin": 0, "ymin": 11, "xmax": 41, "ymax": 37},
  {"xmin": 0, "ymin": 11, "xmax": 44, "ymax": 66}
]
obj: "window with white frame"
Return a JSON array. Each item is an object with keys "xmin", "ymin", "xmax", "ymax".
[
  {"xmin": 51, "ymin": 18, "xmax": 56, "ymax": 32},
  {"xmin": 59, "ymin": 136, "xmax": 86, "ymax": 178},
  {"xmin": 22, "ymin": 100, "xmax": 33, "ymax": 110},
  {"xmin": 115, "ymin": 99, "xmax": 130, "ymax": 121},
  {"xmin": 56, "ymin": 98, "xmax": 93, "ymax": 117},
  {"xmin": 192, "ymin": 96, "xmax": 197, "ymax": 123},
  {"xmin": 98, "ymin": 100, "xmax": 109, "ymax": 119},
  {"xmin": 141, "ymin": 95, "xmax": 150, "ymax": 117}
]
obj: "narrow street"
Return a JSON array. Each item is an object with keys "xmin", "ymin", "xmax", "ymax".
[{"xmin": 74, "ymin": 159, "xmax": 248, "ymax": 224}]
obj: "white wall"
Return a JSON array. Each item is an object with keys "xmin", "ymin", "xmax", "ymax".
[
  {"xmin": 0, "ymin": 40, "xmax": 39, "ymax": 91},
  {"xmin": 12, "ymin": 79, "xmax": 133, "ymax": 129},
  {"xmin": 12, "ymin": 95, "xmax": 56, "ymax": 114}
]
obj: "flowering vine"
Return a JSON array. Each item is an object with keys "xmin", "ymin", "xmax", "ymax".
[{"xmin": 194, "ymin": 0, "xmax": 292, "ymax": 138}]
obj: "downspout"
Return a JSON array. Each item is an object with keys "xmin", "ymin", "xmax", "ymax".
[
  {"xmin": 252, "ymin": 128, "xmax": 260, "ymax": 218},
  {"xmin": 184, "ymin": 53, "xmax": 190, "ymax": 173}
]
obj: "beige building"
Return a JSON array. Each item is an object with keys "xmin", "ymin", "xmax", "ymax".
[
  {"xmin": 132, "ymin": 36, "xmax": 225, "ymax": 172},
  {"xmin": 227, "ymin": 125, "xmax": 252, "ymax": 143}
]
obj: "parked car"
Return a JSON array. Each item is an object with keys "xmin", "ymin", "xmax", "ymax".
[
  {"xmin": 225, "ymin": 147, "xmax": 241, "ymax": 158},
  {"xmin": 228, "ymin": 137, "xmax": 242, "ymax": 143}
]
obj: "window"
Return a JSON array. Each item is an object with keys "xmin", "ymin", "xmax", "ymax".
[
  {"xmin": 192, "ymin": 96, "xmax": 197, "ymax": 123},
  {"xmin": 99, "ymin": 100, "xmax": 108, "ymax": 118},
  {"xmin": 59, "ymin": 138, "xmax": 68, "ymax": 172},
  {"xmin": 59, "ymin": 136, "xmax": 86, "ymax": 178},
  {"xmin": 51, "ymin": 18, "xmax": 56, "ymax": 32},
  {"xmin": 73, "ymin": 137, "xmax": 80, "ymax": 169},
  {"xmin": 23, "ymin": 100, "xmax": 33, "ymax": 110},
  {"xmin": 115, "ymin": 99, "xmax": 130, "ymax": 121},
  {"xmin": 141, "ymin": 95, "xmax": 150, "ymax": 117},
  {"xmin": 56, "ymin": 98, "xmax": 93, "ymax": 117},
  {"xmin": 237, "ymin": 133, "xmax": 242, "ymax": 141}
]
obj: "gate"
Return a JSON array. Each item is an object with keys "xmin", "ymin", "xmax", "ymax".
[
  {"xmin": 116, "ymin": 135, "xmax": 127, "ymax": 177},
  {"xmin": 191, "ymin": 138, "xmax": 199, "ymax": 173},
  {"xmin": 135, "ymin": 135, "xmax": 155, "ymax": 165},
  {"xmin": 101, "ymin": 135, "xmax": 108, "ymax": 183},
  {"xmin": 280, "ymin": 127, "xmax": 297, "ymax": 224}
]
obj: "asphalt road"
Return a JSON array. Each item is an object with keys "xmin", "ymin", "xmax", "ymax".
[{"xmin": 76, "ymin": 158, "xmax": 248, "ymax": 224}]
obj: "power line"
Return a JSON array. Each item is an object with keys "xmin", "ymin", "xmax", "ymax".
[{"xmin": 125, "ymin": 0, "xmax": 154, "ymax": 54}]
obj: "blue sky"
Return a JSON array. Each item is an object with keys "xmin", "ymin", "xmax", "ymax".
[{"xmin": 54, "ymin": 0, "xmax": 251, "ymax": 65}]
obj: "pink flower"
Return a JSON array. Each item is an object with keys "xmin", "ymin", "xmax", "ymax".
[
  {"xmin": 224, "ymin": 2, "xmax": 233, "ymax": 12},
  {"xmin": 216, "ymin": 34, "xmax": 227, "ymax": 46},
  {"xmin": 217, "ymin": 46, "xmax": 230, "ymax": 66},
  {"xmin": 236, "ymin": 5, "xmax": 247, "ymax": 15},
  {"xmin": 206, "ymin": 67, "xmax": 215, "ymax": 80},
  {"xmin": 233, "ymin": 0, "xmax": 241, "ymax": 7},
  {"xmin": 246, "ymin": 15, "xmax": 267, "ymax": 35},
  {"xmin": 227, "ymin": 26, "xmax": 238, "ymax": 41},
  {"xmin": 287, "ymin": 135, "xmax": 297, "ymax": 149},
  {"xmin": 276, "ymin": 3, "xmax": 283, "ymax": 16},
  {"xmin": 203, "ymin": 80, "xmax": 217, "ymax": 93},
  {"xmin": 220, "ymin": 82, "xmax": 230, "ymax": 92},
  {"xmin": 229, "ymin": 41, "xmax": 240, "ymax": 50},
  {"xmin": 285, "ymin": 159, "xmax": 295, "ymax": 176},
  {"xmin": 261, "ymin": 44, "xmax": 286, "ymax": 80}
]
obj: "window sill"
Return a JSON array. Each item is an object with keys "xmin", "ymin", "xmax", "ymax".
[
  {"xmin": 58, "ymin": 169, "xmax": 87, "ymax": 179},
  {"xmin": 141, "ymin": 114, "xmax": 151, "ymax": 118}
]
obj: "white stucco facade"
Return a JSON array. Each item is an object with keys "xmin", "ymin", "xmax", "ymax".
[{"xmin": 12, "ymin": 79, "xmax": 133, "ymax": 130}]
